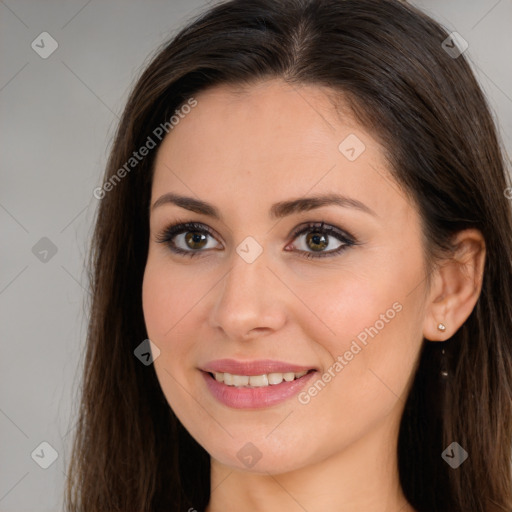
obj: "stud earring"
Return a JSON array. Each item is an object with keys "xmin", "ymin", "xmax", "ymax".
[{"xmin": 437, "ymin": 323, "xmax": 446, "ymax": 332}]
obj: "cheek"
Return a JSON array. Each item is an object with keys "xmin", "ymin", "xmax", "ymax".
[
  {"xmin": 141, "ymin": 259, "xmax": 194, "ymax": 384},
  {"xmin": 284, "ymin": 276, "xmax": 422, "ymax": 460},
  {"xmin": 141, "ymin": 257, "xmax": 214, "ymax": 386},
  {"xmin": 142, "ymin": 256, "xmax": 204, "ymax": 342},
  {"xmin": 295, "ymin": 250, "xmax": 424, "ymax": 401},
  {"xmin": 141, "ymin": 261, "xmax": 199, "ymax": 417},
  {"xmin": 141, "ymin": 266, "xmax": 159, "ymax": 334}
]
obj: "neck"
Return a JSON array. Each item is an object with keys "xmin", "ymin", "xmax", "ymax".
[{"xmin": 205, "ymin": 412, "xmax": 416, "ymax": 512}]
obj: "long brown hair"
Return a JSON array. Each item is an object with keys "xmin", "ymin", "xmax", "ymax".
[{"xmin": 65, "ymin": 0, "xmax": 512, "ymax": 510}]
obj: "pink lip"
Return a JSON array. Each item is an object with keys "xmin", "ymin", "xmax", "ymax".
[
  {"xmin": 201, "ymin": 370, "xmax": 317, "ymax": 409},
  {"xmin": 201, "ymin": 358, "xmax": 316, "ymax": 375},
  {"xmin": 200, "ymin": 359, "xmax": 318, "ymax": 409}
]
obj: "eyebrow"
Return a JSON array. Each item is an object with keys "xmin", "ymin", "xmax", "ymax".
[{"xmin": 151, "ymin": 192, "xmax": 377, "ymax": 220}]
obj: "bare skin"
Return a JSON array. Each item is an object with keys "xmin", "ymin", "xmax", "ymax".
[{"xmin": 142, "ymin": 79, "xmax": 485, "ymax": 512}]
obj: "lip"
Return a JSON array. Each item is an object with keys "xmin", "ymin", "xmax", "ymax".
[
  {"xmin": 201, "ymin": 358, "xmax": 317, "ymax": 376},
  {"xmin": 200, "ymin": 367, "xmax": 318, "ymax": 409}
]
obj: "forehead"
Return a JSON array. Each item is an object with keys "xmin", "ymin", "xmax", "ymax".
[{"xmin": 151, "ymin": 79, "xmax": 408, "ymax": 220}]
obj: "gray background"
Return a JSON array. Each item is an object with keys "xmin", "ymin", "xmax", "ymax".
[{"xmin": 1, "ymin": 1, "xmax": 511, "ymax": 510}]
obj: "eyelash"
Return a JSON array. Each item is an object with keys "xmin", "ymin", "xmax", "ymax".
[{"xmin": 154, "ymin": 221, "xmax": 357, "ymax": 260}]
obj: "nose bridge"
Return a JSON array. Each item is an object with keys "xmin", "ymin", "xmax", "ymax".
[
  {"xmin": 210, "ymin": 240, "xmax": 286, "ymax": 338},
  {"xmin": 228, "ymin": 243, "xmax": 268, "ymax": 295}
]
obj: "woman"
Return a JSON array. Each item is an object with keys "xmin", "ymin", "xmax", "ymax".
[{"xmin": 65, "ymin": 0, "xmax": 512, "ymax": 510}]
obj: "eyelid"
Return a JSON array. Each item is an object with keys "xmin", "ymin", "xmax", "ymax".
[
  {"xmin": 154, "ymin": 221, "xmax": 221, "ymax": 247},
  {"xmin": 288, "ymin": 221, "xmax": 355, "ymax": 244}
]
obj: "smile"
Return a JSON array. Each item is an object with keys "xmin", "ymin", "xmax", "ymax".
[
  {"xmin": 201, "ymin": 368, "xmax": 317, "ymax": 409},
  {"xmin": 211, "ymin": 370, "xmax": 311, "ymax": 387}
]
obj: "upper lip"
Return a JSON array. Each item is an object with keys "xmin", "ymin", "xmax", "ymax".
[{"xmin": 201, "ymin": 359, "xmax": 317, "ymax": 376}]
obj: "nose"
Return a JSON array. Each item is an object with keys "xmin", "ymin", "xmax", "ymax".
[{"xmin": 209, "ymin": 245, "xmax": 288, "ymax": 341}]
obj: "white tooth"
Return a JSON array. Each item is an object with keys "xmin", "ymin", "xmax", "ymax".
[
  {"xmin": 267, "ymin": 372, "xmax": 284, "ymax": 385},
  {"xmin": 217, "ymin": 370, "xmax": 310, "ymax": 387},
  {"xmin": 249, "ymin": 374, "xmax": 269, "ymax": 387},
  {"xmin": 232, "ymin": 374, "xmax": 250, "ymax": 387}
]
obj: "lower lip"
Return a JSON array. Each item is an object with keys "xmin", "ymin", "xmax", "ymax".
[{"xmin": 201, "ymin": 370, "xmax": 317, "ymax": 409}]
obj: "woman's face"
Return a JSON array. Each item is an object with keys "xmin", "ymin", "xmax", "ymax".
[{"xmin": 142, "ymin": 79, "xmax": 429, "ymax": 474}]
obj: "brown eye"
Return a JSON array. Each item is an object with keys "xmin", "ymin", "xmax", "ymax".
[
  {"xmin": 184, "ymin": 231, "xmax": 209, "ymax": 250},
  {"xmin": 305, "ymin": 231, "xmax": 329, "ymax": 252},
  {"xmin": 288, "ymin": 221, "xmax": 356, "ymax": 259},
  {"xmin": 155, "ymin": 222, "xmax": 221, "ymax": 257},
  {"xmin": 156, "ymin": 221, "xmax": 357, "ymax": 260}
]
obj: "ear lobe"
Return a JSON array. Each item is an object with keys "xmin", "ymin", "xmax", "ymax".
[{"xmin": 423, "ymin": 229, "xmax": 486, "ymax": 342}]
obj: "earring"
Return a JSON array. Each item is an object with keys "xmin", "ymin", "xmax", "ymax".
[
  {"xmin": 440, "ymin": 348, "xmax": 448, "ymax": 378},
  {"xmin": 438, "ymin": 323, "xmax": 448, "ymax": 378}
]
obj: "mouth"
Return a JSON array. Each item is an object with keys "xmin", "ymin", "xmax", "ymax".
[{"xmin": 200, "ymin": 363, "xmax": 318, "ymax": 409}]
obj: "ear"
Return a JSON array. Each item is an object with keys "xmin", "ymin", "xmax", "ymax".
[{"xmin": 423, "ymin": 229, "xmax": 486, "ymax": 342}]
